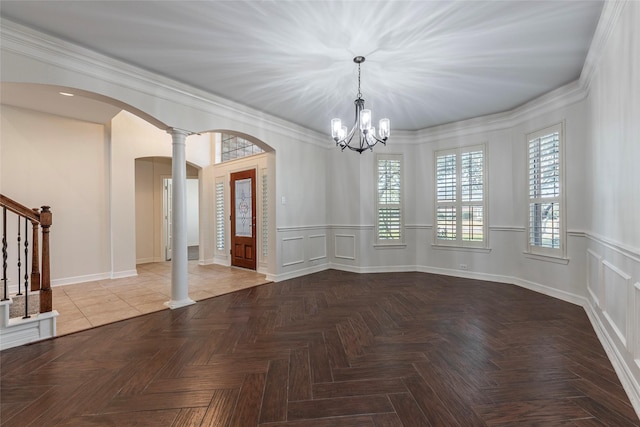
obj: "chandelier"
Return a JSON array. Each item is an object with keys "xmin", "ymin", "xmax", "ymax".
[{"xmin": 331, "ymin": 56, "xmax": 390, "ymax": 153}]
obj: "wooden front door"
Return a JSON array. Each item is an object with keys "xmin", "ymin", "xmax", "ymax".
[{"xmin": 230, "ymin": 169, "xmax": 256, "ymax": 270}]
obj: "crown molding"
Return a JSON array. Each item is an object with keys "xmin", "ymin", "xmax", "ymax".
[
  {"xmin": 414, "ymin": 79, "xmax": 587, "ymax": 143},
  {"xmin": 580, "ymin": 0, "xmax": 628, "ymax": 92},
  {"xmin": 0, "ymin": 18, "xmax": 328, "ymax": 148}
]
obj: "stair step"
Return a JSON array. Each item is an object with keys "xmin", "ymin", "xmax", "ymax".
[{"xmin": 8, "ymin": 292, "xmax": 40, "ymax": 318}]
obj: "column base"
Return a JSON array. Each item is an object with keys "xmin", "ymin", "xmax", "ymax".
[{"xmin": 164, "ymin": 298, "xmax": 196, "ymax": 310}]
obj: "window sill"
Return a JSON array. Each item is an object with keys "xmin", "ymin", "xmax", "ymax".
[
  {"xmin": 374, "ymin": 243, "xmax": 407, "ymax": 249},
  {"xmin": 523, "ymin": 252, "xmax": 569, "ymax": 265},
  {"xmin": 431, "ymin": 245, "xmax": 491, "ymax": 253}
]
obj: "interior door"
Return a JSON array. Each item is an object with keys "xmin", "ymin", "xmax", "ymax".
[{"xmin": 231, "ymin": 169, "xmax": 257, "ymax": 270}]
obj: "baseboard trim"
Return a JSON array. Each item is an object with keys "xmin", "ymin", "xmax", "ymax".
[
  {"xmin": 271, "ymin": 263, "xmax": 329, "ymax": 282},
  {"xmin": 584, "ymin": 299, "xmax": 640, "ymax": 418},
  {"xmin": 51, "ymin": 272, "xmax": 111, "ymax": 287},
  {"xmin": 111, "ymin": 270, "xmax": 138, "ymax": 280},
  {"xmin": 327, "ymin": 263, "xmax": 585, "ymax": 307}
]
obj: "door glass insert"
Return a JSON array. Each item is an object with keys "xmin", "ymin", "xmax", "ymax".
[{"xmin": 235, "ymin": 178, "xmax": 252, "ymax": 237}]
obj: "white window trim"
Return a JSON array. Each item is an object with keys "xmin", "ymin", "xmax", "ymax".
[
  {"xmin": 525, "ymin": 122, "xmax": 566, "ymax": 259},
  {"xmin": 433, "ymin": 144, "xmax": 488, "ymax": 249},
  {"xmin": 374, "ymin": 153, "xmax": 404, "ymax": 245}
]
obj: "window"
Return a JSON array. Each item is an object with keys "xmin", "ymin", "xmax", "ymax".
[
  {"xmin": 375, "ymin": 154, "xmax": 403, "ymax": 243},
  {"xmin": 435, "ymin": 145, "xmax": 486, "ymax": 247},
  {"xmin": 262, "ymin": 171, "xmax": 268, "ymax": 258},
  {"xmin": 217, "ymin": 133, "xmax": 264, "ymax": 163},
  {"xmin": 215, "ymin": 178, "xmax": 225, "ymax": 252},
  {"xmin": 526, "ymin": 123, "xmax": 564, "ymax": 257}
]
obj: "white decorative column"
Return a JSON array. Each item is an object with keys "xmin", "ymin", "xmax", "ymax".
[{"xmin": 165, "ymin": 128, "xmax": 195, "ymax": 309}]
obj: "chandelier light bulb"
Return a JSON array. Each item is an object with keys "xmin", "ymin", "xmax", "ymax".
[
  {"xmin": 379, "ymin": 118, "xmax": 390, "ymax": 139},
  {"xmin": 331, "ymin": 118, "xmax": 342, "ymax": 139},
  {"xmin": 360, "ymin": 109, "xmax": 372, "ymax": 132}
]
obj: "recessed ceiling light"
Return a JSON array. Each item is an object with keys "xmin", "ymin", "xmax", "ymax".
[{"xmin": 59, "ymin": 92, "xmax": 74, "ymax": 97}]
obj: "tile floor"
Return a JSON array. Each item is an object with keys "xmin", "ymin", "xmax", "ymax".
[{"xmin": 52, "ymin": 261, "xmax": 270, "ymax": 336}]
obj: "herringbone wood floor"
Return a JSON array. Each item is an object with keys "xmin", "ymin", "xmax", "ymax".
[{"xmin": 1, "ymin": 270, "xmax": 638, "ymax": 426}]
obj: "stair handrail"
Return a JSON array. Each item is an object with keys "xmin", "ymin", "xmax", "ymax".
[
  {"xmin": 0, "ymin": 194, "xmax": 41, "ymax": 223},
  {"xmin": 0, "ymin": 193, "xmax": 52, "ymax": 313}
]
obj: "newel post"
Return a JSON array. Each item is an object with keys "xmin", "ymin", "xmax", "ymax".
[
  {"xmin": 39, "ymin": 206, "xmax": 52, "ymax": 313},
  {"xmin": 30, "ymin": 208, "xmax": 41, "ymax": 292}
]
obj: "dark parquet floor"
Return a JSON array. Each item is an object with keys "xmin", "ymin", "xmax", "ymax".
[{"xmin": 1, "ymin": 270, "xmax": 638, "ymax": 426}]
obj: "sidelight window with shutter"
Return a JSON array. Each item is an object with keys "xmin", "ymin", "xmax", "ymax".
[
  {"xmin": 434, "ymin": 145, "xmax": 487, "ymax": 247},
  {"xmin": 375, "ymin": 154, "xmax": 403, "ymax": 244},
  {"xmin": 262, "ymin": 171, "xmax": 268, "ymax": 258},
  {"xmin": 215, "ymin": 178, "xmax": 225, "ymax": 252},
  {"xmin": 526, "ymin": 123, "xmax": 565, "ymax": 258}
]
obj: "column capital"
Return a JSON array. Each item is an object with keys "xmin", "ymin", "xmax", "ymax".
[{"xmin": 167, "ymin": 127, "xmax": 192, "ymax": 139}]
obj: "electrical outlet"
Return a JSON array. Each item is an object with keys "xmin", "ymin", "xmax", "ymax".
[{"xmin": 459, "ymin": 264, "xmax": 468, "ymax": 270}]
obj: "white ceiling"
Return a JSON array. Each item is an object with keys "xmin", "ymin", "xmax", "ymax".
[{"xmin": 0, "ymin": 1, "xmax": 604, "ymax": 133}]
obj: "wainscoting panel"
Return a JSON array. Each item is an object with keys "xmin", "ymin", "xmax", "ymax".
[
  {"xmin": 587, "ymin": 249, "xmax": 603, "ymax": 308},
  {"xmin": 335, "ymin": 234, "xmax": 356, "ymax": 260},
  {"xmin": 635, "ymin": 282, "xmax": 640, "ymax": 361},
  {"xmin": 308, "ymin": 234, "xmax": 327, "ymax": 261},
  {"xmin": 281, "ymin": 236, "xmax": 304, "ymax": 267},
  {"xmin": 584, "ymin": 233, "xmax": 640, "ymax": 417},
  {"xmin": 603, "ymin": 260, "xmax": 631, "ymax": 348}
]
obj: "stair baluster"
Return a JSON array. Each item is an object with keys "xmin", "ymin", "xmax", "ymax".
[
  {"xmin": 17, "ymin": 217, "xmax": 22, "ymax": 296},
  {"xmin": 2, "ymin": 206, "xmax": 7, "ymax": 301},
  {"xmin": 23, "ymin": 218, "xmax": 30, "ymax": 319}
]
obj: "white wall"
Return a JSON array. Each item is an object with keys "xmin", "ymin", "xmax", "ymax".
[
  {"xmin": 187, "ymin": 178, "xmax": 199, "ymax": 247},
  {"xmin": 0, "ymin": 105, "xmax": 111, "ymax": 286},
  {"xmin": 583, "ymin": 0, "xmax": 640, "ymax": 413},
  {"xmin": 135, "ymin": 157, "xmax": 155, "ymax": 263},
  {"xmin": 276, "ymin": 141, "xmax": 328, "ymax": 279}
]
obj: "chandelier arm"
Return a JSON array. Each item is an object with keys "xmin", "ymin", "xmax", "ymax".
[
  {"xmin": 360, "ymin": 132, "xmax": 368, "ymax": 152},
  {"xmin": 335, "ymin": 122, "xmax": 358, "ymax": 150},
  {"xmin": 369, "ymin": 135, "xmax": 388, "ymax": 146}
]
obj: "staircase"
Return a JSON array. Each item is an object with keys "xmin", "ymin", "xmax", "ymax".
[{"xmin": 0, "ymin": 194, "xmax": 58, "ymax": 350}]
